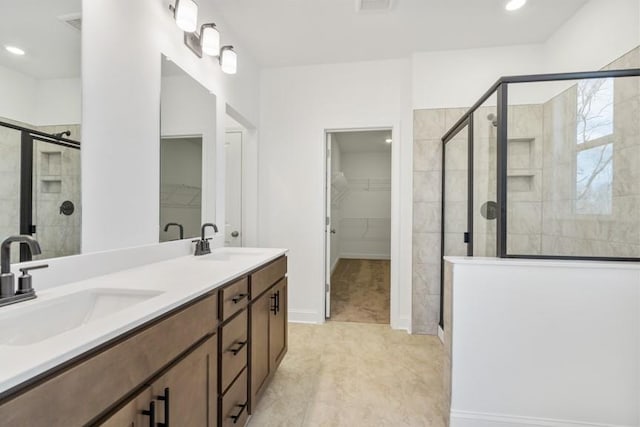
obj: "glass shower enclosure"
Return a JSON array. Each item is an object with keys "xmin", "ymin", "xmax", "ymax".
[{"xmin": 441, "ymin": 67, "xmax": 640, "ymax": 324}]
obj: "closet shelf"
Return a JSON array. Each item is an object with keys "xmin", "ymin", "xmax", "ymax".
[{"xmin": 347, "ymin": 178, "xmax": 391, "ymax": 192}]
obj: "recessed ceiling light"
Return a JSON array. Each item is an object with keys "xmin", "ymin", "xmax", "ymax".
[
  {"xmin": 505, "ymin": 0, "xmax": 527, "ymax": 11},
  {"xmin": 385, "ymin": 138, "xmax": 392, "ymax": 144},
  {"xmin": 5, "ymin": 45, "xmax": 25, "ymax": 56}
]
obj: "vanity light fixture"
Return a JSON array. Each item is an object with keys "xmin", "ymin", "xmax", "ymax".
[
  {"xmin": 168, "ymin": 2, "xmax": 238, "ymax": 74},
  {"xmin": 170, "ymin": 0, "xmax": 198, "ymax": 33},
  {"xmin": 220, "ymin": 46, "xmax": 237, "ymax": 75},
  {"xmin": 5, "ymin": 45, "xmax": 25, "ymax": 56},
  {"xmin": 200, "ymin": 23, "xmax": 220, "ymax": 56},
  {"xmin": 505, "ymin": 0, "xmax": 526, "ymax": 11}
]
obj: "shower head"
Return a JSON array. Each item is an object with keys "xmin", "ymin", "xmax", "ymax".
[
  {"xmin": 53, "ymin": 130, "xmax": 71, "ymax": 138},
  {"xmin": 487, "ymin": 113, "xmax": 498, "ymax": 127}
]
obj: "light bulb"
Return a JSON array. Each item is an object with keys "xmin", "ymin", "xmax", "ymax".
[
  {"xmin": 220, "ymin": 46, "xmax": 237, "ymax": 75},
  {"xmin": 201, "ymin": 24, "xmax": 220, "ymax": 56},
  {"xmin": 505, "ymin": 0, "xmax": 526, "ymax": 11},
  {"xmin": 5, "ymin": 46, "xmax": 25, "ymax": 56},
  {"xmin": 175, "ymin": 0, "xmax": 198, "ymax": 33}
]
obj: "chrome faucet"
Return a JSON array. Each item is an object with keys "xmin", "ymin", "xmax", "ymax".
[
  {"xmin": 193, "ymin": 223, "xmax": 218, "ymax": 256},
  {"xmin": 164, "ymin": 222, "xmax": 184, "ymax": 240},
  {"xmin": 1, "ymin": 235, "xmax": 48, "ymax": 307}
]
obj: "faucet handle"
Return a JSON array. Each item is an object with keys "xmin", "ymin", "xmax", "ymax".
[
  {"xmin": 19, "ymin": 264, "xmax": 49, "ymax": 274},
  {"xmin": 17, "ymin": 264, "xmax": 48, "ymax": 295}
]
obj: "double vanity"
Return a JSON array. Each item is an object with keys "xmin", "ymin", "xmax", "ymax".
[{"xmin": 0, "ymin": 246, "xmax": 288, "ymax": 426}]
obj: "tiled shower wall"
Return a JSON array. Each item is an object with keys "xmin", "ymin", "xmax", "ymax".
[
  {"xmin": 0, "ymin": 119, "xmax": 81, "ymax": 262},
  {"xmin": 34, "ymin": 124, "xmax": 82, "ymax": 261},
  {"xmin": 539, "ymin": 48, "xmax": 640, "ymax": 257},
  {"xmin": 412, "ymin": 47, "xmax": 639, "ymax": 334}
]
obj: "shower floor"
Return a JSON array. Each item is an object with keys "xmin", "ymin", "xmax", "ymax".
[{"xmin": 329, "ymin": 259, "xmax": 390, "ymax": 324}]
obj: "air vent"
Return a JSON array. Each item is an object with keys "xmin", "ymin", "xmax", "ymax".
[
  {"xmin": 356, "ymin": 0, "xmax": 394, "ymax": 12},
  {"xmin": 58, "ymin": 13, "xmax": 82, "ymax": 32}
]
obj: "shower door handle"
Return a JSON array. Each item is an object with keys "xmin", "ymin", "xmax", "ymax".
[{"xmin": 330, "ymin": 229, "xmax": 336, "ymax": 234}]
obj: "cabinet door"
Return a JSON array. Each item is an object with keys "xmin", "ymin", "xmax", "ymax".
[
  {"xmin": 99, "ymin": 388, "xmax": 153, "ymax": 427},
  {"xmin": 249, "ymin": 290, "xmax": 271, "ymax": 413},
  {"xmin": 269, "ymin": 278, "xmax": 288, "ymax": 370},
  {"xmin": 150, "ymin": 334, "xmax": 218, "ymax": 427}
]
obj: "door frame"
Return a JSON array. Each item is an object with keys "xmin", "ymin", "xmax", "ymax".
[
  {"xmin": 224, "ymin": 130, "xmax": 244, "ymax": 247},
  {"xmin": 323, "ymin": 126, "xmax": 398, "ymax": 327}
]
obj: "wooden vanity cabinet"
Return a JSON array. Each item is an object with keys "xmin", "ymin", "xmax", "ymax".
[
  {"xmin": 0, "ymin": 255, "xmax": 287, "ymax": 427},
  {"xmin": 248, "ymin": 256, "xmax": 288, "ymax": 413},
  {"xmin": 101, "ymin": 334, "xmax": 217, "ymax": 426}
]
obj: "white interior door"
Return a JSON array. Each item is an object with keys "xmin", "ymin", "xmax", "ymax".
[
  {"xmin": 325, "ymin": 133, "xmax": 332, "ymax": 318},
  {"xmin": 224, "ymin": 131, "xmax": 243, "ymax": 247}
]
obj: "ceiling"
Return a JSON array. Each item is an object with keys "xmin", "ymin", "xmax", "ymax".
[
  {"xmin": 333, "ymin": 130, "xmax": 392, "ymax": 153},
  {"xmin": 0, "ymin": 0, "xmax": 81, "ymax": 80},
  {"xmin": 213, "ymin": 0, "xmax": 588, "ymax": 67}
]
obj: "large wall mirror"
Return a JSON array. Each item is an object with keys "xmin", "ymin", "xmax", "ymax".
[
  {"xmin": 159, "ymin": 55, "xmax": 215, "ymax": 242},
  {"xmin": 0, "ymin": 0, "xmax": 82, "ymax": 263}
]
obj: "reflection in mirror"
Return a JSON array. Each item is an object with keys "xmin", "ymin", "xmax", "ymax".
[
  {"xmin": 224, "ymin": 114, "xmax": 245, "ymax": 247},
  {"xmin": 160, "ymin": 137, "xmax": 202, "ymax": 241},
  {"xmin": 0, "ymin": 0, "xmax": 82, "ymax": 263},
  {"xmin": 159, "ymin": 55, "xmax": 214, "ymax": 242}
]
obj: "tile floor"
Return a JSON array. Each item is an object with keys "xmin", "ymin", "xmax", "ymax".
[
  {"xmin": 247, "ymin": 322, "xmax": 446, "ymax": 427},
  {"xmin": 330, "ymin": 259, "xmax": 390, "ymax": 324}
]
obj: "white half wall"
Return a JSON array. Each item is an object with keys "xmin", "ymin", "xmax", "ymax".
[
  {"xmin": 445, "ymin": 257, "xmax": 640, "ymax": 427},
  {"xmin": 259, "ymin": 58, "xmax": 413, "ymax": 330}
]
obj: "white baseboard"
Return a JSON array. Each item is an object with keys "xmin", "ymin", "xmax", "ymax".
[
  {"xmin": 437, "ymin": 326, "xmax": 444, "ymax": 343},
  {"xmin": 340, "ymin": 253, "xmax": 391, "ymax": 260},
  {"xmin": 451, "ymin": 411, "xmax": 632, "ymax": 427},
  {"xmin": 288, "ymin": 310, "xmax": 322, "ymax": 324},
  {"xmin": 393, "ymin": 315, "xmax": 411, "ymax": 333},
  {"xmin": 330, "ymin": 257, "xmax": 340, "ymax": 275}
]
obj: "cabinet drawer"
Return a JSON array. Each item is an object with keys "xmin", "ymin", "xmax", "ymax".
[
  {"xmin": 0, "ymin": 293, "xmax": 218, "ymax": 426},
  {"xmin": 220, "ymin": 277, "xmax": 249, "ymax": 321},
  {"xmin": 220, "ymin": 309, "xmax": 248, "ymax": 393},
  {"xmin": 250, "ymin": 256, "xmax": 286, "ymax": 299},
  {"xmin": 221, "ymin": 369, "xmax": 248, "ymax": 427}
]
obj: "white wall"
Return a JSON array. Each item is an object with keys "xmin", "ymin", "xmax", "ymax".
[
  {"xmin": 412, "ymin": 44, "xmax": 546, "ymax": 110},
  {"xmin": 34, "ymin": 78, "xmax": 81, "ymax": 126},
  {"xmin": 259, "ymin": 58, "xmax": 413, "ymax": 328},
  {"xmin": 412, "ymin": 0, "xmax": 640, "ymax": 110},
  {"xmin": 81, "ymin": 0, "xmax": 260, "ymax": 253},
  {"xmin": 0, "ymin": 65, "xmax": 37, "ymax": 124},
  {"xmin": 339, "ymin": 151, "xmax": 391, "ymax": 259},
  {"xmin": 446, "ymin": 258, "xmax": 640, "ymax": 427},
  {"xmin": 544, "ymin": 0, "xmax": 640, "ymax": 73},
  {"xmin": 0, "ymin": 66, "xmax": 80, "ymax": 126}
]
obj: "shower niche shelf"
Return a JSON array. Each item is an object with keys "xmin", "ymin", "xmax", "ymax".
[
  {"xmin": 507, "ymin": 174, "xmax": 534, "ymax": 193},
  {"xmin": 507, "ymin": 137, "xmax": 535, "ymax": 170},
  {"xmin": 40, "ymin": 151, "xmax": 62, "ymax": 176},
  {"xmin": 40, "ymin": 178, "xmax": 62, "ymax": 194}
]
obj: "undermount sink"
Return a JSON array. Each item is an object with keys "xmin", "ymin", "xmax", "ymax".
[{"xmin": 0, "ymin": 288, "xmax": 163, "ymax": 346}]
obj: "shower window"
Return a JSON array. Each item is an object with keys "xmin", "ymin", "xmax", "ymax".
[{"xmin": 575, "ymin": 78, "xmax": 614, "ymax": 215}]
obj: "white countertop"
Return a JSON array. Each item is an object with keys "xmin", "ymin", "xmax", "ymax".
[{"xmin": 0, "ymin": 247, "xmax": 287, "ymax": 395}]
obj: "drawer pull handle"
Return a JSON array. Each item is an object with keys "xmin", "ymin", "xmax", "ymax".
[
  {"xmin": 276, "ymin": 290, "xmax": 281, "ymax": 314},
  {"xmin": 157, "ymin": 387, "xmax": 170, "ymax": 427},
  {"xmin": 231, "ymin": 293, "xmax": 248, "ymax": 304},
  {"xmin": 142, "ymin": 401, "xmax": 155, "ymax": 427},
  {"xmin": 229, "ymin": 402, "xmax": 247, "ymax": 424},
  {"xmin": 228, "ymin": 340, "xmax": 247, "ymax": 355},
  {"xmin": 270, "ymin": 293, "xmax": 277, "ymax": 315}
]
